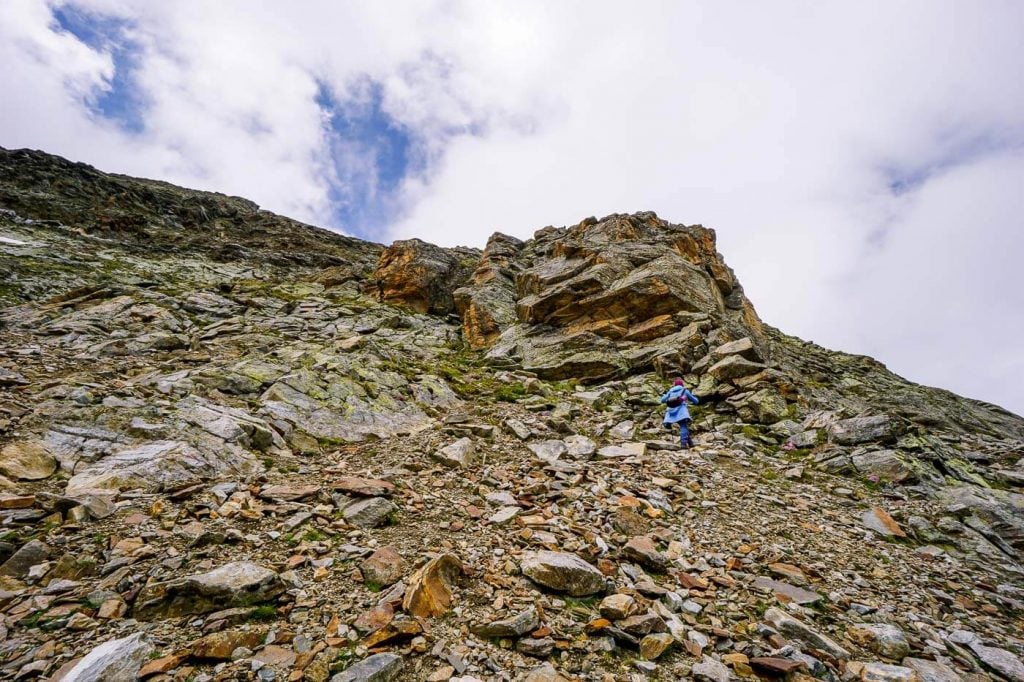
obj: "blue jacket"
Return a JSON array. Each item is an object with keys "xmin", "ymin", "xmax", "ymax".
[{"xmin": 660, "ymin": 385, "xmax": 698, "ymax": 423}]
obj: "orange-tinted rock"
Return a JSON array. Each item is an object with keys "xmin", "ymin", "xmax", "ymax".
[
  {"xmin": 374, "ymin": 238, "xmax": 478, "ymax": 315},
  {"xmin": 402, "ymin": 554, "xmax": 462, "ymax": 618},
  {"xmin": 190, "ymin": 628, "xmax": 266, "ymax": 660}
]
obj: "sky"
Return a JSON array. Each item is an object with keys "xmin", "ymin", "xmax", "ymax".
[{"xmin": 1, "ymin": 1, "xmax": 1022, "ymax": 416}]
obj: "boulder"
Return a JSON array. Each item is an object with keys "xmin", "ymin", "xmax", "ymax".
[
  {"xmin": 0, "ymin": 539, "xmax": 49, "ymax": 578},
  {"xmin": 432, "ymin": 438, "xmax": 476, "ymax": 468},
  {"xmin": 360, "ymin": 546, "xmax": 407, "ymax": 587},
  {"xmin": 60, "ymin": 633, "xmax": 154, "ymax": 682},
  {"xmin": 0, "ymin": 441, "xmax": 56, "ymax": 480},
  {"xmin": 708, "ymin": 355, "xmax": 766, "ymax": 382},
  {"xmin": 402, "ymin": 554, "xmax": 462, "ymax": 618},
  {"xmin": 471, "ymin": 606, "xmax": 540, "ymax": 638},
  {"xmin": 520, "ymin": 550, "xmax": 606, "ymax": 596},
  {"xmin": 343, "ymin": 497, "xmax": 397, "ymax": 529},
  {"xmin": 829, "ymin": 415, "xmax": 900, "ymax": 445},
  {"xmin": 331, "ymin": 653, "xmax": 404, "ymax": 682},
  {"xmin": 900, "ymin": 658, "xmax": 961, "ymax": 682},
  {"xmin": 135, "ymin": 561, "xmax": 284, "ymax": 619},
  {"xmin": 65, "ymin": 440, "xmax": 258, "ymax": 494},
  {"xmin": 847, "ymin": 623, "xmax": 911, "ymax": 659},
  {"xmin": 764, "ymin": 607, "xmax": 850, "ymax": 659}
]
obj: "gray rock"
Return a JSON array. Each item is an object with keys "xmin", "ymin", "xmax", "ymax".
[
  {"xmin": 343, "ymin": 497, "xmax": 398, "ymax": 528},
  {"xmin": 65, "ymin": 439, "xmax": 259, "ymax": 494},
  {"xmin": 692, "ymin": 655, "xmax": 732, "ymax": 682},
  {"xmin": 0, "ymin": 540, "xmax": 49, "ymax": 578},
  {"xmin": 331, "ymin": 653, "xmax": 404, "ymax": 682},
  {"xmin": 967, "ymin": 640, "xmax": 1024, "ymax": 682},
  {"xmin": 860, "ymin": 662, "xmax": 918, "ymax": 682},
  {"xmin": 764, "ymin": 607, "xmax": 850, "ymax": 659},
  {"xmin": 752, "ymin": 577, "xmax": 822, "ymax": 605},
  {"xmin": 901, "ymin": 658, "xmax": 962, "ymax": 682},
  {"xmin": 472, "ymin": 606, "xmax": 540, "ymax": 638},
  {"xmin": 505, "ymin": 419, "xmax": 533, "ymax": 440},
  {"xmin": 564, "ymin": 435, "xmax": 597, "ymax": 458},
  {"xmin": 520, "ymin": 550, "xmax": 606, "ymax": 596},
  {"xmin": 847, "ymin": 623, "xmax": 911, "ymax": 659},
  {"xmin": 135, "ymin": 561, "xmax": 284, "ymax": 619},
  {"xmin": 61, "ymin": 633, "xmax": 154, "ymax": 681},
  {"xmin": 517, "ymin": 637, "xmax": 555, "ymax": 658},
  {"xmin": 432, "ymin": 438, "xmax": 476, "ymax": 468},
  {"xmin": 829, "ymin": 415, "xmax": 899, "ymax": 445},
  {"xmin": 708, "ymin": 354, "xmax": 765, "ymax": 381},
  {"xmin": 528, "ymin": 439, "xmax": 567, "ymax": 462}
]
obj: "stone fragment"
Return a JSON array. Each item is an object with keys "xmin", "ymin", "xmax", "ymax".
[
  {"xmin": 764, "ymin": 607, "xmax": 850, "ymax": 659},
  {"xmin": 258, "ymin": 484, "xmax": 320, "ymax": 501},
  {"xmin": 847, "ymin": 623, "xmax": 911, "ymax": 659},
  {"xmin": 520, "ymin": 550, "xmax": 606, "ymax": 596},
  {"xmin": 600, "ymin": 594, "xmax": 638, "ymax": 620},
  {"xmin": 135, "ymin": 561, "xmax": 284, "ymax": 619},
  {"xmin": 432, "ymin": 438, "xmax": 476, "ymax": 468},
  {"xmin": 692, "ymin": 655, "xmax": 732, "ymax": 682},
  {"xmin": 333, "ymin": 476, "xmax": 395, "ymax": 497},
  {"xmin": 862, "ymin": 507, "xmax": 907, "ymax": 538},
  {"xmin": 708, "ymin": 355, "xmax": 766, "ymax": 381},
  {"xmin": 343, "ymin": 497, "xmax": 397, "ymax": 528},
  {"xmin": 528, "ymin": 440, "xmax": 567, "ymax": 462},
  {"xmin": 61, "ymin": 633, "xmax": 154, "ymax": 682},
  {"xmin": 753, "ymin": 576, "xmax": 821, "ymax": 605},
  {"xmin": 966, "ymin": 639, "xmax": 1024, "ymax": 682},
  {"xmin": 622, "ymin": 536, "xmax": 670, "ymax": 572},
  {"xmin": 0, "ymin": 441, "xmax": 56, "ymax": 480},
  {"xmin": 360, "ymin": 546, "xmax": 407, "ymax": 588},
  {"xmin": 0, "ymin": 540, "xmax": 49, "ymax": 578},
  {"xmin": 597, "ymin": 443, "xmax": 646, "ymax": 459},
  {"xmin": 640, "ymin": 633, "xmax": 673, "ymax": 660},
  {"xmin": 137, "ymin": 654, "xmax": 186, "ymax": 678},
  {"xmin": 517, "ymin": 637, "xmax": 555, "ymax": 658},
  {"xmin": 191, "ymin": 629, "xmax": 266, "ymax": 660},
  {"xmin": 900, "ymin": 658, "xmax": 961, "ymax": 682},
  {"xmin": 331, "ymin": 652, "xmax": 404, "ymax": 682},
  {"xmin": 564, "ymin": 435, "xmax": 597, "ymax": 458},
  {"xmin": 471, "ymin": 606, "xmax": 540, "ymax": 638},
  {"xmin": 750, "ymin": 657, "xmax": 807, "ymax": 675},
  {"xmin": 402, "ymin": 554, "xmax": 462, "ymax": 618},
  {"xmin": 523, "ymin": 663, "xmax": 572, "ymax": 682},
  {"xmin": 489, "ymin": 506, "xmax": 520, "ymax": 525},
  {"xmin": 860, "ymin": 662, "xmax": 919, "ymax": 682}
]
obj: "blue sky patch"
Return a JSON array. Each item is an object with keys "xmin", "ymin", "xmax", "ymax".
[
  {"xmin": 316, "ymin": 79, "xmax": 422, "ymax": 238},
  {"xmin": 51, "ymin": 4, "xmax": 146, "ymax": 133}
]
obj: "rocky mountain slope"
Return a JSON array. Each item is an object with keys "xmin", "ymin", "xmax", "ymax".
[{"xmin": 0, "ymin": 146, "xmax": 1021, "ymax": 682}]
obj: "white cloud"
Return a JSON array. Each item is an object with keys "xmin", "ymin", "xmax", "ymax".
[{"xmin": 0, "ymin": 0, "xmax": 1021, "ymax": 414}]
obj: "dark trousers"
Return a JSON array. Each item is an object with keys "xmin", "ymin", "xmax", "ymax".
[{"xmin": 666, "ymin": 419, "xmax": 693, "ymax": 447}]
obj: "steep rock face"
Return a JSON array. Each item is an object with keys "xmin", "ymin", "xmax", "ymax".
[
  {"xmin": 453, "ymin": 232, "xmax": 524, "ymax": 348},
  {"xmin": 373, "ymin": 238, "xmax": 479, "ymax": 315}
]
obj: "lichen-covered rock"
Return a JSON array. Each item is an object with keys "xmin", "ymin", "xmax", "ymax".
[{"xmin": 134, "ymin": 561, "xmax": 284, "ymax": 619}]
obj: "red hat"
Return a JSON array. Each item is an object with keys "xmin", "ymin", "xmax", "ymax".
[{"xmin": 673, "ymin": 378, "xmax": 684, "ymax": 386}]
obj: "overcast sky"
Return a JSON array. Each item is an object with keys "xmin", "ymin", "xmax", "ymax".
[{"xmin": 2, "ymin": 0, "xmax": 1022, "ymax": 416}]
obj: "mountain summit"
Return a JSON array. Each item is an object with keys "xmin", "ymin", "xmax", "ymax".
[{"xmin": 1, "ymin": 147, "xmax": 1021, "ymax": 681}]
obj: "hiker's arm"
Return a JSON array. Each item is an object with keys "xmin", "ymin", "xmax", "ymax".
[
  {"xmin": 687, "ymin": 390, "xmax": 699, "ymax": 404},
  {"xmin": 659, "ymin": 391, "xmax": 669, "ymax": 404}
]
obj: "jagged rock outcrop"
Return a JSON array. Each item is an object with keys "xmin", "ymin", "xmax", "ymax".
[
  {"xmin": 454, "ymin": 232, "xmax": 524, "ymax": 348},
  {"xmin": 373, "ymin": 238, "xmax": 479, "ymax": 315}
]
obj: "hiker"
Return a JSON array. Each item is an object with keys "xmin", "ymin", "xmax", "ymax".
[{"xmin": 660, "ymin": 378, "xmax": 699, "ymax": 449}]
